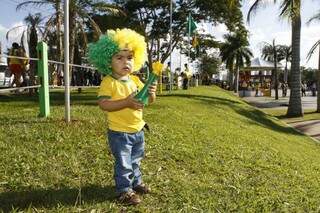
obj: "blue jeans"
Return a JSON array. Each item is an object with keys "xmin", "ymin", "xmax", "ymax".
[{"xmin": 107, "ymin": 129, "xmax": 145, "ymax": 194}]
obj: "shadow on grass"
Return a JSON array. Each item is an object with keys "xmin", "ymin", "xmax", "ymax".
[
  {"xmin": 163, "ymin": 94, "xmax": 303, "ymax": 137},
  {"xmin": 0, "ymin": 94, "xmax": 38, "ymax": 103},
  {"xmin": 0, "ymin": 116, "xmax": 52, "ymax": 126},
  {"xmin": 1, "ymin": 92, "xmax": 304, "ymax": 137},
  {"xmin": 0, "ymin": 92, "xmax": 98, "ymax": 106},
  {"xmin": 0, "ymin": 185, "xmax": 115, "ymax": 212},
  {"xmin": 0, "ymin": 114, "xmax": 92, "ymax": 126},
  {"xmin": 234, "ymin": 107, "xmax": 302, "ymax": 136},
  {"xmin": 275, "ymin": 110, "xmax": 320, "ymax": 120},
  {"xmin": 160, "ymin": 93, "xmax": 242, "ymax": 105}
]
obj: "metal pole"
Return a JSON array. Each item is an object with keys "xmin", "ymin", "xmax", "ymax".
[
  {"xmin": 179, "ymin": 50, "xmax": 182, "ymax": 72},
  {"xmin": 64, "ymin": 0, "xmax": 70, "ymax": 122},
  {"xmin": 169, "ymin": 0, "xmax": 173, "ymax": 92}
]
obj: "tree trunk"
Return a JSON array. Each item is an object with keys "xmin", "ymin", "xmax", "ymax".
[
  {"xmin": 317, "ymin": 45, "xmax": 320, "ymax": 112},
  {"xmin": 69, "ymin": 11, "xmax": 76, "ymax": 65},
  {"xmin": 228, "ymin": 67, "xmax": 234, "ymax": 90},
  {"xmin": 28, "ymin": 26, "xmax": 38, "ymax": 95},
  {"xmin": 68, "ymin": 7, "xmax": 76, "ymax": 85},
  {"xmin": 287, "ymin": 12, "xmax": 303, "ymax": 117},
  {"xmin": 55, "ymin": 0, "xmax": 63, "ymax": 63},
  {"xmin": 284, "ymin": 60, "xmax": 288, "ymax": 83},
  {"xmin": 274, "ymin": 50, "xmax": 278, "ymax": 100},
  {"xmin": 234, "ymin": 59, "xmax": 239, "ymax": 94}
]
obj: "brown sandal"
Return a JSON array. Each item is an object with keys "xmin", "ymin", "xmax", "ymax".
[
  {"xmin": 133, "ymin": 183, "xmax": 151, "ymax": 194},
  {"xmin": 118, "ymin": 191, "xmax": 141, "ymax": 205}
]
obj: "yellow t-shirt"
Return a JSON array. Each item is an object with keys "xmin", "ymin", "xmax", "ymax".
[
  {"xmin": 9, "ymin": 48, "xmax": 28, "ymax": 66},
  {"xmin": 98, "ymin": 75, "xmax": 145, "ymax": 133}
]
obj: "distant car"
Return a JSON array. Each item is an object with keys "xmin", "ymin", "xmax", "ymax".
[{"xmin": 0, "ymin": 63, "xmax": 12, "ymax": 88}]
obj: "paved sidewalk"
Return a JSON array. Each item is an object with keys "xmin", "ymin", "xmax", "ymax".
[
  {"xmin": 284, "ymin": 119, "xmax": 320, "ymax": 141},
  {"xmin": 242, "ymin": 95, "xmax": 317, "ymax": 109},
  {"xmin": 242, "ymin": 94, "xmax": 320, "ymax": 142}
]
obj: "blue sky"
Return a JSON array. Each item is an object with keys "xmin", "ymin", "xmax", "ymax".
[{"xmin": 0, "ymin": 0, "xmax": 319, "ymax": 69}]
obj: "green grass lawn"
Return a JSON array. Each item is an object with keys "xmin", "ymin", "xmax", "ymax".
[{"xmin": 1, "ymin": 86, "xmax": 320, "ymax": 212}]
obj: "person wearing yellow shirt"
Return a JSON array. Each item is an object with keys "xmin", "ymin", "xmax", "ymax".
[
  {"xmin": 89, "ymin": 29, "xmax": 157, "ymax": 205},
  {"xmin": 7, "ymin": 42, "xmax": 28, "ymax": 88}
]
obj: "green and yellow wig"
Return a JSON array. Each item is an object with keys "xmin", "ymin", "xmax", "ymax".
[{"xmin": 88, "ymin": 28, "xmax": 147, "ymax": 75}]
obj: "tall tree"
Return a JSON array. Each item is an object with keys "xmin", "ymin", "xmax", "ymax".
[
  {"xmin": 261, "ymin": 39, "xmax": 283, "ymax": 100},
  {"xmin": 112, "ymin": 0, "xmax": 190, "ymax": 68},
  {"xmin": 220, "ymin": 32, "xmax": 253, "ymax": 93},
  {"xmin": 17, "ymin": 0, "xmax": 63, "ymax": 63},
  {"xmin": 24, "ymin": 13, "xmax": 42, "ymax": 93},
  {"xmin": 101, "ymin": 0, "xmax": 245, "ymax": 70},
  {"xmin": 17, "ymin": 0, "xmax": 122, "ymax": 65},
  {"xmin": 306, "ymin": 10, "xmax": 320, "ymax": 112},
  {"xmin": 247, "ymin": 0, "xmax": 303, "ymax": 117},
  {"xmin": 278, "ymin": 44, "xmax": 292, "ymax": 83},
  {"xmin": 199, "ymin": 54, "xmax": 221, "ymax": 77}
]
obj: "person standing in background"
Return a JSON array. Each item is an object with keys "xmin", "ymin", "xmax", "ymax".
[{"xmin": 7, "ymin": 43, "xmax": 28, "ymax": 88}]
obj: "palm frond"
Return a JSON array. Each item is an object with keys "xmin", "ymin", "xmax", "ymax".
[
  {"xmin": 280, "ymin": 0, "xmax": 300, "ymax": 20},
  {"xmin": 307, "ymin": 10, "xmax": 320, "ymax": 25},
  {"xmin": 77, "ymin": 25, "xmax": 88, "ymax": 53},
  {"xmin": 80, "ymin": 12, "xmax": 102, "ymax": 41},
  {"xmin": 43, "ymin": 15, "xmax": 56, "ymax": 39},
  {"xmin": 92, "ymin": 2, "xmax": 126, "ymax": 17},
  {"xmin": 16, "ymin": 0, "xmax": 49, "ymax": 11},
  {"xmin": 21, "ymin": 31, "xmax": 27, "ymax": 50},
  {"xmin": 247, "ymin": 0, "xmax": 264, "ymax": 24},
  {"xmin": 306, "ymin": 40, "xmax": 320, "ymax": 62}
]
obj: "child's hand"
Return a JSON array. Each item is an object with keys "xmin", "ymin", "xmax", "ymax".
[
  {"xmin": 125, "ymin": 93, "xmax": 144, "ymax": 110},
  {"xmin": 148, "ymin": 82, "xmax": 157, "ymax": 96}
]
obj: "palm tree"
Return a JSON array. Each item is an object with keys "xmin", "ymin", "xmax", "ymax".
[
  {"xmin": 247, "ymin": 0, "xmax": 303, "ymax": 117},
  {"xmin": 220, "ymin": 32, "xmax": 253, "ymax": 94},
  {"xmin": 306, "ymin": 10, "xmax": 320, "ymax": 112},
  {"xmin": 24, "ymin": 13, "xmax": 43, "ymax": 94},
  {"xmin": 17, "ymin": 1, "xmax": 63, "ymax": 63},
  {"xmin": 278, "ymin": 44, "xmax": 292, "ymax": 83},
  {"xmin": 261, "ymin": 39, "xmax": 283, "ymax": 100},
  {"xmin": 17, "ymin": 0, "xmax": 122, "ymax": 65}
]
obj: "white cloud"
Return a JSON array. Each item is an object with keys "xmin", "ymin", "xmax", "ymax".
[
  {"xmin": 211, "ymin": 23, "xmax": 228, "ymax": 41},
  {"xmin": 0, "ymin": 24, "xmax": 8, "ymax": 56},
  {"xmin": 248, "ymin": 26, "xmax": 320, "ymax": 68},
  {"xmin": 0, "ymin": 24, "xmax": 8, "ymax": 62},
  {"xmin": 198, "ymin": 22, "xmax": 210, "ymax": 34},
  {"xmin": 5, "ymin": 21, "xmax": 26, "ymax": 44},
  {"xmin": 0, "ymin": 22, "xmax": 29, "ymax": 63},
  {"xmin": 168, "ymin": 22, "xmax": 229, "ymax": 73},
  {"xmin": 0, "ymin": 21, "xmax": 28, "ymax": 56},
  {"xmin": 301, "ymin": 25, "xmax": 320, "ymax": 68},
  {"xmin": 0, "ymin": 24, "xmax": 6, "ymax": 36}
]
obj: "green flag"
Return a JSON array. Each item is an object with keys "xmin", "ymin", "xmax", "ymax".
[{"xmin": 187, "ymin": 13, "xmax": 197, "ymax": 36}]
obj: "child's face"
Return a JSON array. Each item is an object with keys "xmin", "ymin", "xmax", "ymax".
[{"xmin": 111, "ymin": 50, "xmax": 134, "ymax": 78}]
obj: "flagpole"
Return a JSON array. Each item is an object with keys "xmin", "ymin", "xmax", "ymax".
[
  {"xmin": 179, "ymin": 50, "xmax": 182, "ymax": 73},
  {"xmin": 169, "ymin": 0, "xmax": 173, "ymax": 92},
  {"xmin": 64, "ymin": 0, "xmax": 70, "ymax": 123}
]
